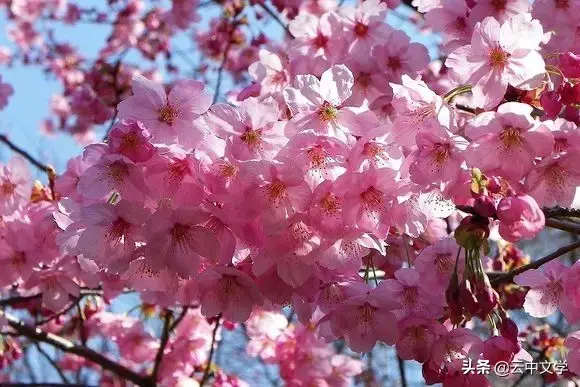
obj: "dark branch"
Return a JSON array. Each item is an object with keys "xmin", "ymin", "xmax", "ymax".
[
  {"xmin": 200, "ymin": 315, "xmax": 221, "ymax": 386},
  {"xmin": 34, "ymin": 342, "xmax": 70, "ymax": 384},
  {"xmin": 0, "ymin": 134, "xmax": 54, "ymax": 174},
  {"xmin": 397, "ymin": 356, "xmax": 407, "ymax": 387},
  {"xmin": 545, "ymin": 218, "xmax": 580, "ymax": 234},
  {"xmin": 257, "ymin": 2, "xmax": 293, "ymax": 38},
  {"xmin": 151, "ymin": 310, "xmax": 172, "ymax": 383},
  {"xmin": 544, "ymin": 206, "xmax": 580, "ymax": 219},
  {"xmin": 490, "ymin": 240, "xmax": 580, "ymax": 286},
  {"xmin": 5, "ymin": 313, "xmax": 150, "ymax": 387}
]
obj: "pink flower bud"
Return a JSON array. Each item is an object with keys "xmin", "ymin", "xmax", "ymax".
[
  {"xmin": 499, "ymin": 318, "xmax": 519, "ymax": 346},
  {"xmin": 459, "ymin": 279, "xmax": 479, "ymax": 316},
  {"xmin": 477, "ymin": 285, "xmax": 499, "ymax": 318},
  {"xmin": 560, "ymin": 52, "xmax": 580, "ymax": 78},
  {"xmin": 474, "ymin": 195, "xmax": 496, "ymax": 218},
  {"xmin": 483, "ymin": 336, "xmax": 518, "ymax": 365},
  {"xmin": 540, "ymin": 90, "xmax": 563, "ymax": 118},
  {"xmin": 497, "ymin": 194, "xmax": 545, "ymax": 242}
]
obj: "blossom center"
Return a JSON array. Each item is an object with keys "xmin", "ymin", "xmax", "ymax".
[
  {"xmin": 402, "ymin": 287, "xmax": 418, "ymax": 307},
  {"xmin": 266, "ymin": 180, "xmax": 287, "ymax": 204},
  {"xmin": 320, "ymin": 192, "xmax": 341, "ymax": 215},
  {"xmin": 158, "ymin": 104, "xmax": 178, "ymax": 125},
  {"xmin": 167, "ymin": 159, "xmax": 190, "ymax": 183},
  {"xmin": 547, "ymin": 165, "xmax": 567, "ymax": 187},
  {"xmin": 555, "ymin": 0, "xmax": 568, "ymax": 8},
  {"xmin": 432, "ymin": 143, "xmax": 451, "ymax": 164},
  {"xmin": 312, "ymin": 33, "xmax": 328, "ymax": 49},
  {"xmin": 488, "ymin": 47, "xmax": 510, "ymax": 70},
  {"xmin": 360, "ymin": 302, "xmax": 376, "ymax": 323},
  {"xmin": 121, "ymin": 132, "xmax": 139, "ymax": 150},
  {"xmin": 322, "ymin": 283, "xmax": 344, "ymax": 305},
  {"xmin": 170, "ymin": 223, "xmax": 194, "ymax": 252},
  {"xmin": 499, "ymin": 127, "xmax": 522, "ymax": 148},
  {"xmin": 318, "ymin": 101, "xmax": 338, "ymax": 122},
  {"xmin": 1, "ymin": 180, "xmax": 15, "ymax": 195},
  {"xmin": 411, "ymin": 326, "xmax": 426, "ymax": 341},
  {"xmin": 105, "ymin": 217, "xmax": 131, "ymax": 245},
  {"xmin": 107, "ymin": 161, "xmax": 129, "ymax": 183},
  {"xmin": 219, "ymin": 162, "xmax": 239, "ymax": 179},
  {"xmin": 11, "ymin": 252, "xmax": 26, "ymax": 267},
  {"xmin": 220, "ymin": 275, "xmax": 238, "ymax": 296},
  {"xmin": 360, "ymin": 185, "xmax": 384, "ymax": 209},
  {"xmin": 490, "ymin": 0, "xmax": 507, "ymax": 10},
  {"xmin": 453, "ymin": 17, "xmax": 467, "ymax": 32},
  {"xmin": 435, "ymin": 253, "xmax": 454, "ymax": 273},
  {"xmin": 307, "ymin": 145, "xmax": 327, "ymax": 168},
  {"xmin": 554, "ymin": 138, "xmax": 568, "ymax": 153},
  {"xmin": 357, "ymin": 72, "xmax": 371, "ymax": 89},
  {"xmin": 240, "ymin": 129, "xmax": 262, "ymax": 150},
  {"xmin": 387, "ymin": 56, "xmax": 402, "ymax": 71},
  {"xmin": 354, "ymin": 22, "xmax": 369, "ymax": 37}
]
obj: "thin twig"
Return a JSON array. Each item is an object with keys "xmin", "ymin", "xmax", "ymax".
[
  {"xmin": 5, "ymin": 313, "xmax": 150, "ymax": 386},
  {"xmin": 544, "ymin": 206, "xmax": 580, "ymax": 219},
  {"xmin": 200, "ymin": 315, "xmax": 221, "ymax": 386},
  {"xmin": 0, "ymin": 134, "xmax": 53, "ymax": 173},
  {"xmin": 397, "ymin": 356, "xmax": 407, "ymax": 387},
  {"xmin": 169, "ymin": 306, "xmax": 190, "ymax": 331},
  {"xmin": 151, "ymin": 310, "xmax": 172, "ymax": 383},
  {"xmin": 213, "ymin": 40, "xmax": 234, "ymax": 104},
  {"xmin": 34, "ymin": 342, "xmax": 71, "ymax": 384},
  {"xmin": 36, "ymin": 299, "xmax": 81, "ymax": 326},
  {"xmin": 546, "ymin": 218, "xmax": 580, "ymax": 234},
  {"xmin": 257, "ymin": 2, "xmax": 293, "ymax": 38},
  {"xmin": 103, "ymin": 51, "xmax": 128, "ymax": 140},
  {"xmin": 490, "ymin": 240, "xmax": 580, "ymax": 286}
]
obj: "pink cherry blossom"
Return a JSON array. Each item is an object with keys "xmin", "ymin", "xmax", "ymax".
[
  {"xmin": 446, "ymin": 14, "xmax": 546, "ymax": 109},
  {"xmin": 117, "ymin": 74, "xmax": 212, "ymax": 146},
  {"xmin": 199, "ymin": 266, "xmax": 264, "ymax": 322},
  {"xmin": 0, "ymin": 156, "xmax": 32, "ymax": 215},
  {"xmin": 0, "ymin": 75, "xmax": 14, "ymax": 109},
  {"xmin": 379, "ymin": 268, "xmax": 446, "ymax": 319},
  {"xmin": 326, "ymin": 288, "xmax": 400, "ymax": 352},
  {"xmin": 465, "ymin": 102, "xmax": 554, "ymax": 181},
  {"xmin": 208, "ymin": 96, "xmax": 286, "ymax": 161},
  {"xmin": 497, "ymin": 193, "xmax": 545, "ymax": 242},
  {"xmin": 408, "ymin": 125, "xmax": 467, "ymax": 187},
  {"xmin": 107, "ymin": 119, "xmax": 155, "ymax": 163},
  {"xmin": 514, "ymin": 259, "xmax": 568, "ymax": 318},
  {"xmin": 372, "ymin": 30, "xmax": 429, "ymax": 82}
]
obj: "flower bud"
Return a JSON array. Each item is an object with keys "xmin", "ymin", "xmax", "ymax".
[
  {"xmin": 497, "ymin": 194, "xmax": 545, "ymax": 242},
  {"xmin": 474, "ymin": 195, "xmax": 496, "ymax": 218},
  {"xmin": 499, "ymin": 318, "xmax": 519, "ymax": 346},
  {"xmin": 459, "ymin": 279, "xmax": 479, "ymax": 317},
  {"xmin": 477, "ymin": 285, "xmax": 499, "ymax": 318},
  {"xmin": 560, "ymin": 52, "xmax": 580, "ymax": 78},
  {"xmin": 454, "ymin": 215, "xmax": 490, "ymax": 250},
  {"xmin": 540, "ymin": 90, "xmax": 563, "ymax": 118}
]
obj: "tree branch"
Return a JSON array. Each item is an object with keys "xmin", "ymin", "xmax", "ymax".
[
  {"xmin": 544, "ymin": 206, "xmax": 580, "ymax": 219},
  {"xmin": 0, "ymin": 134, "xmax": 54, "ymax": 174},
  {"xmin": 490, "ymin": 240, "xmax": 580, "ymax": 286},
  {"xmin": 200, "ymin": 315, "xmax": 221, "ymax": 386},
  {"xmin": 257, "ymin": 2, "xmax": 293, "ymax": 38},
  {"xmin": 4, "ymin": 313, "xmax": 150, "ymax": 387},
  {"xmin": 151, "ymin": 310, "xmax": 172, "ymax": 383},
  {"xmin": 545, "ymin": 218, "xmax": 580, "ymax": 234},
  {"xmin": 397, "ymin": 356, "xmax": 407, "ymax": 387},
  {"xmin": 34, "ymin": 342, "xmax": 70, "ymax": 384}
]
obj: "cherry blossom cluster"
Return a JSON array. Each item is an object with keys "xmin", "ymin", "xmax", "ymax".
[{"xmin": 0, "ymin": 0, "xmax": 580, "ymax": 385}]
